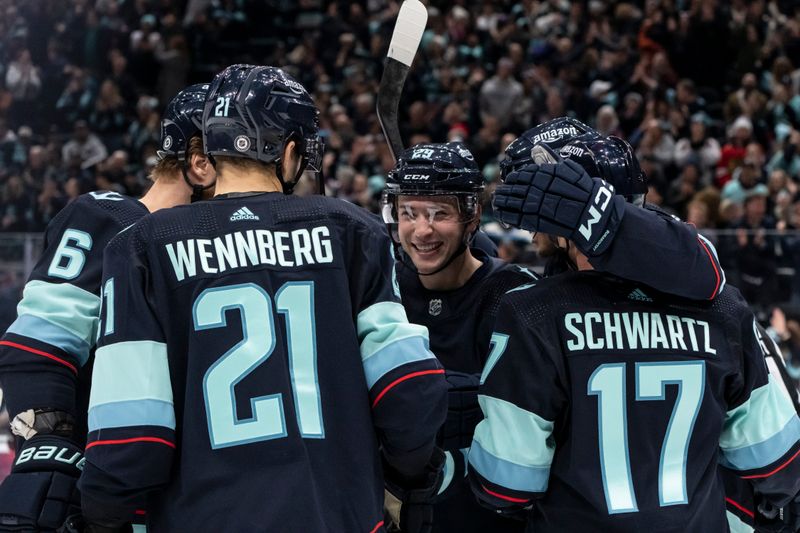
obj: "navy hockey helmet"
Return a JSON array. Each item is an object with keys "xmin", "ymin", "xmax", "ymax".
[
  {"xmin": 382, "ymin": 142, "xmax": 484, "ymax": 276},
  {"xmin": 503, "ymin": 116, "xmax": 647, "ymax": 206},
  {"xmin": 382, "ymin": 142, "xmax": 483, "ymax": 228},
  {"xmin": 559, "ymin": 135, "xmax": 648, "ymax": 206},
  {"xmin": 203, "ymin": 64, "xmax": 323, "ymax": 192},
  {"xmin": 158, "ymin": 83, "xmax": 209, "ymax": 161},
  {"xmin": 500, "ymin": 117, "xmax": 599, "ymax": 178}
]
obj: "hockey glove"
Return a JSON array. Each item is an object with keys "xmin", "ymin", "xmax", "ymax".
[
  {"xmin": 439, "ymin": 371, "xmax": 481, "ymax": 452},
  {"xmin": 384, "ymin": 448, "xmax": 446, "ymax": 533},
  {"xmin": 493, "ymin": 160, "xmax": 626, "ymax": 256},
  {"xmin": 0, "ymin": 435, "xmax": 83, "ymax": 531}
]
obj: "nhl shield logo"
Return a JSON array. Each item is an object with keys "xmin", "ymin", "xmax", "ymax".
[
  {"xmin": 428, "ymin": 299, "xmax": 442, "ymax": 316},
  {"xmin": 163, "ymin": 135, "xmax": 173, "ymax": 150},
  {"xmin": 234, "ymin": 135, "xmax": 251, "ymax": 152}
]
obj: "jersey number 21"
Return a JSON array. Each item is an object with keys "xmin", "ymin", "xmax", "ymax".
[{"xmin": 193, "ymin": 282, "xmax": 323, "ymax": 449}]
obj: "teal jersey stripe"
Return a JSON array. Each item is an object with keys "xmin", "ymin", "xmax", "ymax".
[
  {"xmin": 14, "ymin": 280, "xmax": 100, "ymax": 358},
  {"xmin": 473, "ymin": 394, "xmax": 555, "ymax": 468},
  {"xmin": 469, "ymin": 439, "xmax": 550, "ymax": 493},
  {"xmin": 90, "ymin": 341, "xmax": 173, "ymax": 408},
  {"xmin": 721, "ymin": 415, "xmax": 800, "ymax": 471},
  {"xmin": 438, "ymin": 451, "xmax": 456, "ymax": 496},
  {"xmin": 726, "ymin": 511, "xmax": 754, "ymax": 533},
  {"xmin": 721, "ymin": 376, "xmax": 798, "ymax": 452},
  {"xmin": 362, "ymin": 335, "xmax": 433, "ymax": 388},
  {"xmin": 357, "ymin": 301, "xmax": 430, "ymax": 360},
  {"xmin": 88, "ymin": 398, "xmax": 175, "ymax": 431},
  {"xmin": 7, "ymin": 314, "xmax": 91, "ymax": 365}
]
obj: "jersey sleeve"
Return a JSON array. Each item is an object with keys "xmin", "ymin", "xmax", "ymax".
[
  {"xmin": 349, "ymin": 218, "xmax": 448, "ymax": 479},
  {"xmin": 467, "ymin": 288, "xmax": 567, "ymax": 514},
  {"xmin": 78, "ymin": 225, "xmax": 175, "ymax": 525},
  {"xmin": 588, "ymin": 204, "xmax": 725, "ymax": 301},
  {"xmin": 720, "ymin": 311, "xmax": 800, "ymax": 508},
  {"xmin": 0, "ymin": 195, "xmax": 135, "ymax": 419}
]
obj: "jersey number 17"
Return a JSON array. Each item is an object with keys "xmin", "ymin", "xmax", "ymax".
[{"xmin": 588, "ymin": 361, "xmax": 705, "ymax": 514}]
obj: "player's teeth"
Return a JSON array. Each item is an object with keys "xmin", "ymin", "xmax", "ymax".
[{"xmin": 416, "ymin": 244, "xmax": 439, "ymax": 251}]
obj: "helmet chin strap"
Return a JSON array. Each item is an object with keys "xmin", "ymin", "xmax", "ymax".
[{"xmin": 182, "ymin": 164, "xmax": 215, "ymax": 202}]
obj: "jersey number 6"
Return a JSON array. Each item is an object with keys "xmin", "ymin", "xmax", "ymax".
[{"xmin": 193, "ymin": 282, "xmax": 323, "ymax": 449}]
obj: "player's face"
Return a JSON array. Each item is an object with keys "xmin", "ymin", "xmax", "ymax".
[{"xmin": 397, "ymin": 196, "xmax": 464, "ymax": 274}]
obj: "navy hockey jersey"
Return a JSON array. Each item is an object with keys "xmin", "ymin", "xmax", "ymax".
[
  {"xmin": 469, "ymin": 272, "xmax": 800, "ymax": 532},
  {"xmin": 723, "ymin": 323, "xmax": 800, "ymax": 532},
  {"xmin": 78, "ymin": 193, "xmax": 448, "ymax": 532},
  {"xmin": 396, "ymin": 249, "xmax": 537, "ymax": 375},
  {"xmin": 589, "ymin": 203, "xmax": 726, "ymax": 301},
  {"xmin": 0, "ymin": 191, "xmax": 147, "ymax": 434},
  {"xmin": 397, "ymin": 249, "xmax": 535, "ymax": 532}
]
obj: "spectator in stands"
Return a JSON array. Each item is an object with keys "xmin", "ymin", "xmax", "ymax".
[
  {"xmin": 479, "ymin": 57, "xmax": 522, "ymax": 130},
  {"xmin": 722, "ymin": 156, "xmax": 765, "ymax": 205},
  {"xmin": 5, "ymin": 48, "xmax": 40, "ymax": 126},
  {"xmin": 733, "ymin": 185, "xmax": 779, "ymax": 309},
  {"xmin": 61, "ymin": 120, "xmax": 107, "ymax": 171},
  {"xmin": 55, "ymin": 67, "xmax": 96, "ymax": 130},
  {"xmin": 674, "ymin": 112, "xmax": 721, "ymax": 185},
  {"xmin": 0, "ymin": 119, "xmax": 26, "ymax": 176},
  {"xmin": 89, "ymin": 79, "xmax": 127, "ymax": 152}
]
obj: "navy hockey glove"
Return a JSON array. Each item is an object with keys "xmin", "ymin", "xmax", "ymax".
[
  {"xmin": 493, "ymin": 160, "xmax": 626, "ymax": 256},
  {"xmin": 439, "ymin": 371, "xmax": 481, "ymax": 451},
  {"xmin": 0, "ymin": 435, "xmax": 83, "ymax": 531},
  {"xmin": 384, "ymin": 448, "xmax": 446, "ymax": 533}
]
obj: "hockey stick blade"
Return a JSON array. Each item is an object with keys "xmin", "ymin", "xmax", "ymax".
[{"xmin": 377, "ymin": 0, "xmax": 427, "ymax": 162}]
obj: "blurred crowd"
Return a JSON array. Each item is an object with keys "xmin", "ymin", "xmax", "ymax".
[{"xmin": 1, "ymin": 0, "xmax": 800, "ymax": 312}]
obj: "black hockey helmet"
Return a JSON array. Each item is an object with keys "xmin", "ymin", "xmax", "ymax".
[
  {"xmin": 500, "ymin": 117, "xmax": 598, "ymax": 177},
  {"xmin": 203, "ymin": 64, "xmax": 323, "ymax": 193},
  {"xmin": 382, "ymin": 142, "xmax": 484, "ymax": 276},
  {"xmin": 502, "ymin": 116, "xmax": 647, "ymax": 205},
  {"xmin": 158, "ymin": 83, "xmax": 215, "ymax": 202},
  {"xmin": 386, "ymin": 141, "xmax": 483, "ymax": 195},
  {"xmin": 558, "ymin": 135, "xmax": 648, "ymax": 206},
  {"xmin": 158, "ymin": 83, "xmax": 209, "ymax": 161},
  {"xmin": 383, "ymin": 142, "xmax": 483, "ymax": 228}
]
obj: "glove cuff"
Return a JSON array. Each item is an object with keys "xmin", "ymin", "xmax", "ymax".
[
  {"xmin": 384, "ymin": 447, "xmax": 446, "ymax": 501},
  {"xmin": 12, "ymin": 435, "xmax": 84, "ymax": 476},
  {"xmin": 580, "ymin": 194, "xmax": 626, "ymax": 257}
]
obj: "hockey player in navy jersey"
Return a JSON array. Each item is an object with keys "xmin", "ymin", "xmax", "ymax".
[
  {"xmin": 382, "ymin": 142, "xmax": 537, "ymax": 532},
  {"xmin": 0, "ymin": 83, "xmax": 215, "ymax": 531},
  {"xmin": 496, "ymin": 117, "xmax": 725, "ymax": 299},
  {"xmin": 77, "ymin": 64, "xmax": 448, "ymax": 533},
  {"xmin": 470, "ymin": 141, "xmax": 800, "ymax": 531},
  {"xmin": 382, "ymin": 120, "xmax": 728, "ymax": 531},
  {"xmin": 723, "ymin": 322, "xmax": 800, "ymax": 533}
]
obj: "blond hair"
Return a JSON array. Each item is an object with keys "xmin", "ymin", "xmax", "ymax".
[{"xmin": 150, "ymin": 135, "xmax": 205, "ymax": 182}]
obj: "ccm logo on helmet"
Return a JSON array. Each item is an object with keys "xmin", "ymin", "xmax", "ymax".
[
  {"xmin": 16, "ymin": 445, "xmax": 85, "ymax": 470},
  {"xmin": 532, "ymin": 126, "xmax": 579, "ymax": 144},
  {"xmin": 579, "ymin": 182, "xmax": 614, "ymax": 242},
  {"xmin": 404, "ymin": 174, "xmax": 430, "ymax": 181}
]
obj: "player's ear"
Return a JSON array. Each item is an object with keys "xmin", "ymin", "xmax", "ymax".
[
  {"xmin": 189, "ymin": 153, "xmax": 216, "ymax": 185},
  {"xmin": 281, "ymin": 140, "xmax": 300, "ymax": 182}
]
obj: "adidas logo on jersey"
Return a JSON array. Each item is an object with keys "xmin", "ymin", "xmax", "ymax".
[
  {"xmin": 627, "ymin": 288, "xmax": 653, "ymax": 302},
  {"xmin": 230, "ymin": 207, "xmax": 259, "ymax": 221}
]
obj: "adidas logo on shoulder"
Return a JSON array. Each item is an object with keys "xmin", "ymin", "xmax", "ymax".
[
  {"xmin": 627, "ymin": 288, "xmax": 653, "ymax": 302},
  {"xmin": 230, "ymin": 207, "xmax": 260, "ymax": 221}
]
